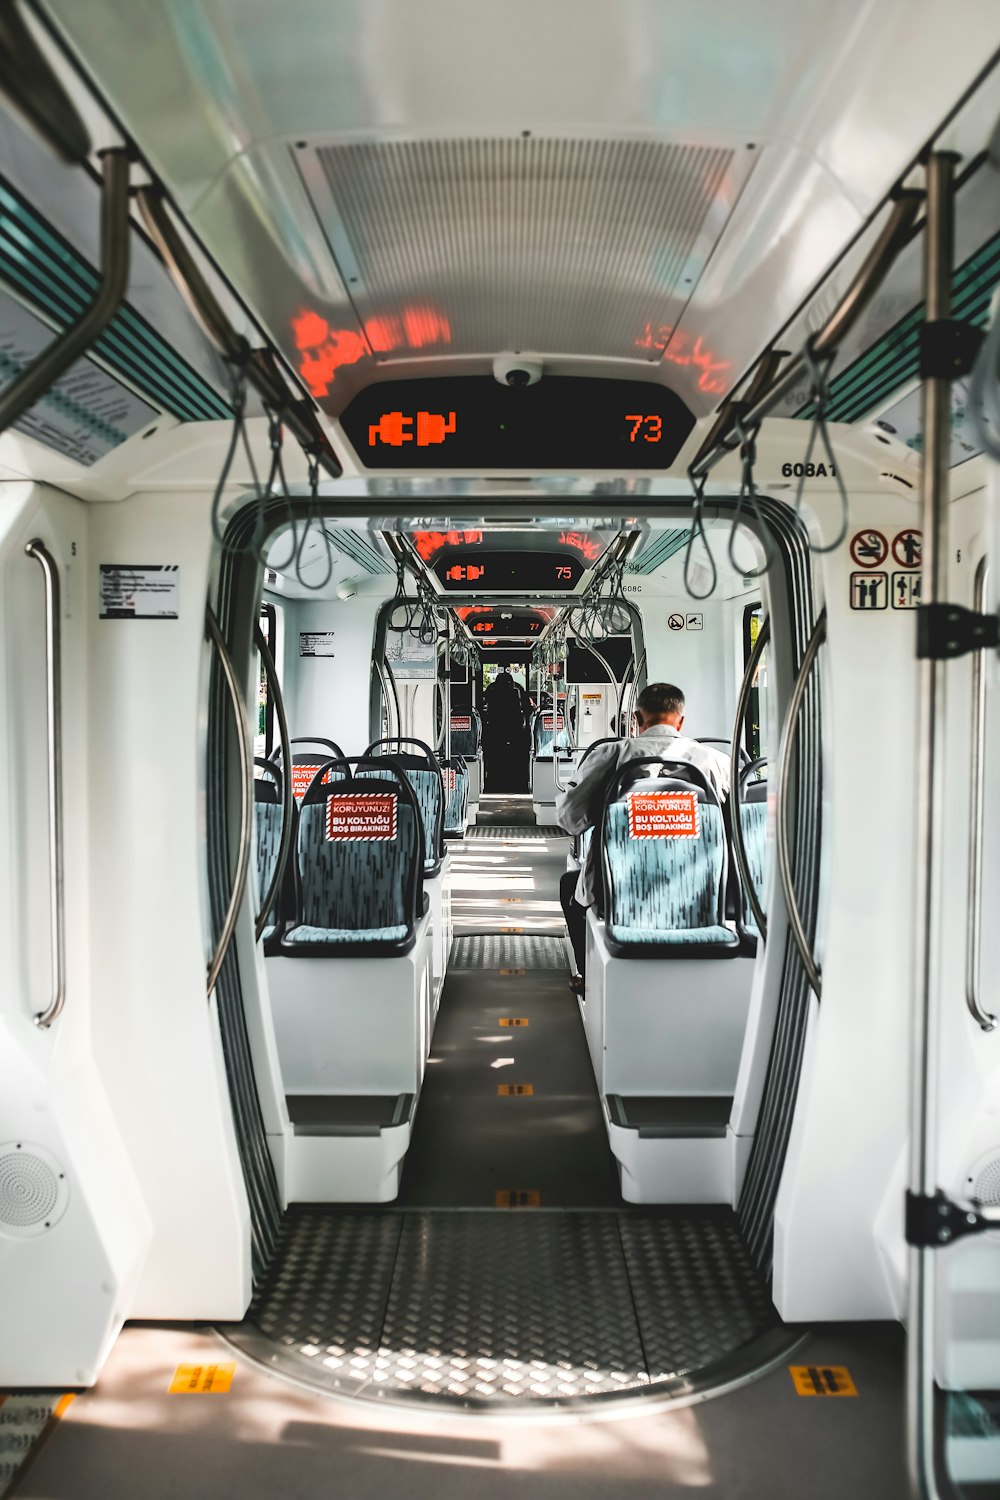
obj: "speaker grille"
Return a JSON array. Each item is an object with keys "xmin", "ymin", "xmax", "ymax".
[
  {"xmin": 972, "ymin": 1155, "xmax": 1000, "ymax": 1206},
  {"xmin": 0, "ymin": 1144, "xmax": 67, "ymax": 1236}
]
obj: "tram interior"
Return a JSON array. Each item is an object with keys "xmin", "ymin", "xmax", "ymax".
[{"xmin": 1, "ymin": 4, "xmax": 1000, "ymax": 1498}]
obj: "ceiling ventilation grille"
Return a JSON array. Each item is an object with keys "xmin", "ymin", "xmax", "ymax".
[
  {"xmin": 325, "ymin": 528, "xmax": 391, "ymax": 575},
  {"xmin": 306, "ymin": 137, "xmax": 740, "ymax": 360}
]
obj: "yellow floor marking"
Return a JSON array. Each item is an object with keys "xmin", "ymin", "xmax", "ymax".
[
  {"xmin": 499, "ymin": 967, "xmax": 526, "ymax": 976},
  {"xmin": 499, "ymin": 897, "xmax": 523, "ymax": 904},
  {"xmin": 52, "ymin": 1395, "xmax": 76, "ymax": 1419},
  {"xmin": 789, "ymin": 1365, "xmax": 858, "ymax": 1397},
  {"xmin": 497, "ymin": 1083, "xmax": 534, "ymax": 1096},
  {"xmin": 500, "ymin": 926, "xmax": 524, "ymax": 933},
  {"xmin": 168, "ymin": 1363, "xmax": 236, "ymax": 1394},
  {"xmin": 499, "ymin": 1017, "xmax": 529, "ymax": 1026},
  {"xmin": 495, "ymin": 1189, "xmax": 541, "ymax": 1207}
]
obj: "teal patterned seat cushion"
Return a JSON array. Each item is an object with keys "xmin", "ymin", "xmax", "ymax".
[
  {"xmin": 603, "ymin": 796, "xmax": 729, "ymax": 949},
  {"xmin": 608, "ymin": 922, "xmax": 738, "ymax": 947},
  {"xmin": 283, "ymin": 923, "xmax": 409, "ymax": 945},
  {"xmin": 293, "ymin": 796, "xmax": 419, "ymax": 935}
]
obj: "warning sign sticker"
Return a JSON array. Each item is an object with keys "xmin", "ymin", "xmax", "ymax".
[
  {"xmin": 99, "ymin": 565, "xmax": 179, "ymax": 619},
  {"xmin": 891, "ymin": 528, "xmax": 922, "ymax": 569},
  {"xmin": 542, "ymin": 714, "xmax": 565, "ymax": 732},
  {"xmin": 168, "ymin": 1363, "xmax": 235, "ymax": 1395},
  {"xmin": 326, "ymin": 792, "xmax": 397, "ymax": 841},
  {"xmin": 291, "ymin": 764, "xmax": 339, "ymax": 802},
  {"xmin": 450, "ymin": 715, "xmax": 472, "ymax": 732},
  {"xmin": 627, "ymin": 791, "xmax": 700, "ymax": 839}
]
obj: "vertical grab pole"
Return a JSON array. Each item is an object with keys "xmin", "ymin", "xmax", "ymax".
[
  {"xmin": 445, "ymin": 621, "xmax": 453, "ymax": 763},
  {"xmin": 907, "ymin": 151, "xmax": 958, "ymax": 1500},
  {"xmin": 25, "ymin": 540, "xmax": 65, "ymax": 1028}
]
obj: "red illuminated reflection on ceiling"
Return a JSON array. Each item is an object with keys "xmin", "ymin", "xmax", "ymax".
[
  {"xmin": 635, "ymin": 325, "xmax": 731, "ymax": 395},
  {"xmin": 455, "ymin": 606, "xmax": 555, "ymax": 623},
  {"xmin": 414, "ymin": 530, "xmax": 484, "ymax": 562},
  {"xmin": 292, "ymin": 306, "xmax": 452, "ymax": 397},
  {"xmin": 558, "ymin": 530, "xmax": 603, "ymax": 563}
]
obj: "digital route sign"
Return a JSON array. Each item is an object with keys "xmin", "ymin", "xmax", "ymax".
[
  {"xmin": 340, "ymin": 376, "xmax": 694, "ymax": 469},
  {"xmin": 435, "ymin": 551, "xmax": 585, "ymax": 592}
]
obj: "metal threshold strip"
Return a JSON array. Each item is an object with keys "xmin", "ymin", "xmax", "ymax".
[{"xmin": 217, "ymin": 1206, "xmax": 804, "ymax": 1415}]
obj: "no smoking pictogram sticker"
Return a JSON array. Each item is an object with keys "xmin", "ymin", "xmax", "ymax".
[{"xmin": 850, "ymin": 529, "xmax": 888, "ymax": 568}]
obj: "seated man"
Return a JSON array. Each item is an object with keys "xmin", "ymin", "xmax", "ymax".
[{"xmin": 555, "ymin": 682, "xmax": 730, "ymax": 992}]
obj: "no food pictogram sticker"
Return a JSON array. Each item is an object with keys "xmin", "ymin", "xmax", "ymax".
[
  {"xmin": 891, "ymin": 528, "xmax": 922, "ymax": 569},
  {"xmin": 850, "ymin": 529, "xmax": 888, "ymax": 568}
]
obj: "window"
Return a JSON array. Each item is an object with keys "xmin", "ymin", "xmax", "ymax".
[
  {"xmin": 256, "ymin": 602, "xmax": 278, "ymax": 760},
  {"xmin": 742, "ymin": 604, "xmax": 768, "ymax": 765}
]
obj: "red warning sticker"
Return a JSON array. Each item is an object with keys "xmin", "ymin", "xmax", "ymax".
[
  {"xmin": 292, "ymin": 764, "xmax": 337, "ymax": 802},
  {"xmin": 446, "ymin": 769, "xmax": 457, "ymax": 791},
  {"xmin": 325, "ymin": 793, "xmax": 397, "ymax": 841},
  {"xmin": 627, "ymin": 791, "xmax": 700, "ymax": 839},
  {"xmin": 450, "ymin": 715, "xmax": 472, "ymax": 733},
  {"xmin": 542, "ymin": 714, "xmax": 565, "ymax": 732}
]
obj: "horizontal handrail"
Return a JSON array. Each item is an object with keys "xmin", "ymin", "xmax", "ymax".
[
  {"xmin": 731, "ymin": 616, "xmax": 771, "ymax": 940},
  {"xmin": 690, "ymin": 192, "xmax": 923, "ymax": 482},
  {"xmin": 0, "ymin": 150, "xmax": 130, "ymax": 437},
  {"xmin": 775, "ymin": 610, "xmax": 826, "ymax": 997},
  {"xmin": 136, "ymin": 186, "xmax": 342, "ymax": 478},
  {"xmin": 206, "ymin": 607, "xmax": 254, "ymax": 995},
  {"xmin": 25, "ymin": 540, "xmax": 65, "ymax": 1028}
]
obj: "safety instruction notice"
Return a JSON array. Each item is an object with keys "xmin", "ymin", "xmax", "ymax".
[
  {"xmin": 450, "ymin": 715, "xmax": 472, "ymax": 732},
  {"xmin": 542, "ymin": 714, "xmax": 565, "ymax": 731},
  {"xmin": 326, "ymin": 792, "xmax": 397, "ymax": 841},
  {"xmin": 99, "ymin": 565, "xmax": 179, "ymax": 619},
  {"xmin": 299, "ymin": 632, "xmax": 336, "ymax": 657},
  {"xmin": 627, "ymin": 791, "xmax": 700, "ymax": 839}
]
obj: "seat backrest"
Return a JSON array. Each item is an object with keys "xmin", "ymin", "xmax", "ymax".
[
  {"xmin": 737, "ymin": 757, "xmax": 768, "ymax": 936},
  {"xmin": 532, "ymin": 708, "xmax": 568, "ymax": 758},
  {"xmin": 253, "ymin": 758, "xmax": 285, "ymax": 925},
  {"xmin": 441, "ymin": 756, "xmax": 469, "ymax": 833},
  {"xmin": 271, "ymin": 737, "xmax": 347, "ymax": 803},
  {"xmin": 449, "ymin": 710, "xmax": 481, "ymax": 758},
  {"xmin": 294, "ymin": 758, "xmax": 423, "ymax": 934},
  {"xmin": 599, "ymin": 757, "xmax": 728, "ymax": 933},
  {"xmin": 363, "ymin": 738, "xmax": 444, "ymax": 871}
]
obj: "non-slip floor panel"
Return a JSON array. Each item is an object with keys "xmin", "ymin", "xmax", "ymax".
[
  {"xmin": 450, "ymin": 935, "xmax": 568, "ymax": 969},
  {"xmin": 222, "ymin": 1206, "xmax": 783, "ymax": 1410},
  {"xmin": 467, "ymin": 825, "xmax": 567, "ymax": 839}
]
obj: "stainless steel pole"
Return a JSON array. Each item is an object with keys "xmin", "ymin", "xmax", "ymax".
[{"xmin": 907, "ymin": 150, "xmax": 957, "ymax": 1500}]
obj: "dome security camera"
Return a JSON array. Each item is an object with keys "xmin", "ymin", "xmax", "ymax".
[{"xmin": 493, "ymin": 354, "xmax": 542, "ymax": 387}]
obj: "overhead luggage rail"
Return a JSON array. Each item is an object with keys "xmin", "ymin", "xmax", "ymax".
[
  {"xmin": 136, "ymin": 187, "xmax": 342, "ymax": 481},
  {"xmin": 688, "ymin": 191, "xmax": 923, "ymax": 484},
  {"xmin": 0, "ymin": 149, "xmax": 131, "ymax": 439}
]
